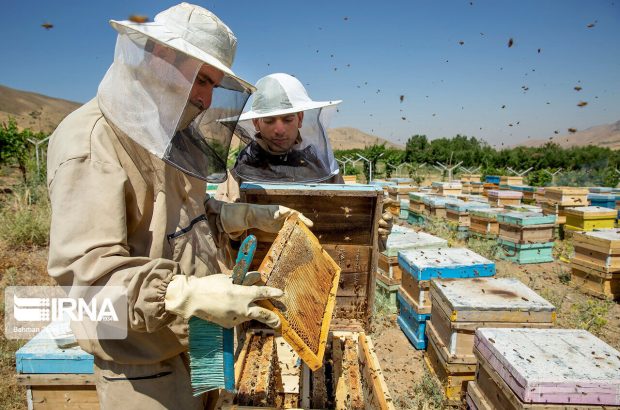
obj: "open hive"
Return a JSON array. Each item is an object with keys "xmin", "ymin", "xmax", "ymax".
[
  {"xmin": 256, "ymin": 214, "xmax": 341, "ymax": 371},
  {"xmin": 241, "ymin": 183, "xmax": 383, "ymax": 330},
  {"xmin": 469, "ymin": 328, "xmax": 620, "ymax": 409}
]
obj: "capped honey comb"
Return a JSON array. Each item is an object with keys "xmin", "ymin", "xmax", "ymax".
[{"xmin": 257, "ymin": 214, "xmax": 341, "ymax": 371}]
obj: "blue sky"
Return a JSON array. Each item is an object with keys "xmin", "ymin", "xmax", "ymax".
[{"xmin": 1, "ymin": 0, "xmax": 619, "ymax": 147}]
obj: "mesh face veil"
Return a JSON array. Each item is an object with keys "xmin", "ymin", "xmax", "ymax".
[
  {"xmin": 98, "ymin": 7, "xmax": 251, "ymax": 182},
  {"xmin": 231, "ymin": 73, "xmax": 341, "ymax": 183}
]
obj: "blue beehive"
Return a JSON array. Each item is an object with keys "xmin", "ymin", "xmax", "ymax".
[
  {"xmin": 497, "ymin": 238, "xmax": 554, "ymax": 264},
  {"xmin": 397, "ymin": 290, "xmax": 431, "ymax": 350},
  {"xmin": 589, "ymin": 187, "xmax": 613, "ymax": 194},
  {"xmin": 398, "ymin": 248, "xmax": 495, "ymax": 281},
  {"xmin": 16, "ymin": 324, "xmax": 94, "ymax": 374},
  {"xmin": 485, "ymin": 175, "xmax": 500, "ymax": 184},
  {"xmin": 496, "ymin": 212, "xmax": 556, "ymax": 226},
  {"xmin": 588, "ymin": 193, "xmax": 616, "ymax": 210}
]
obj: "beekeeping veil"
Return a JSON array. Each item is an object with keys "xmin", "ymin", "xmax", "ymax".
[
  {"xmin": 231, "ymin": 73, "xmax": 341, "ymax": 183},
  {"xmin": 97, "ymin": 3, "xmax": 253, "ymax": 182}
]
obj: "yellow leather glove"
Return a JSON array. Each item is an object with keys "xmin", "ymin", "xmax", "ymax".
[
  {"xmin": 164, "ymin": 274, "xmax": 283, "ymax": 329},
  {"xmin": 220, "ymin": 203, "xmax": 313, "ymax": 239}
]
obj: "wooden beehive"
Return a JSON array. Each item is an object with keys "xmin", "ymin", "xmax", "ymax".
[
  {"xmin": 470, "ymin": 328, "xmax": 620, "ymax": 409},
  {"xmin": 256, "ymin": 214, "xmax": 341, "ymax": 371},
  {"xmin": 241, "ymin": 183, "xmax": 383, "ymax": 331},
  {"xmin": 226, "ymin": 330, "xmax": 395, "ymax": 410},
  {"xmin": 487, "ymin": 190, "xmax": 523, "ymax": 207},
  {"xmin": 497, "ymin": 212, "xmax": 556, "ymax": 243},
  {"xmin": 387, "ymin": 185, "xmax": 418, "ymax": 202},
  {"xmin": 432, "ymin": 181, "xmax": 463, "ymax": 196},
  {"xmin": 425, "ymin": 278, "xmax": 555, "ymax": 405},
  {"xmin": 460, "ymin": 174, "xmax": 481, "ymax": 183},
  {"xmin": 570, "ymin": 229, "xmax": 620, "ymax": 299},
  {"xmin": 564, "ymin": 206, "xmax": 617, "ymax": 232},
  {"xmin": 15, "ymin": 324, "xmax": 98, "ymax": 409},
  {"xmin": 544, "ymin": 186, "xmax": 589, "ymax": 206},
  {"xmin": 342, "ymin": 175, "xmax": 357, "ymax": 184},
  {"xmin": 500, "ymin": 175, "xmax": 524, "ymax": 186},
  {"xmin": 469, "ymin": 208, "xmax": 505, "ymax": 238},
  {"xmin": 408, "ymin": 192, "xmax": 430, "ymax": 213}
]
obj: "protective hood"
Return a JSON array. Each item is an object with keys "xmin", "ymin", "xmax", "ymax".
[
  {"xmin": 97, "ymin": 3, "xmax": 252, "ymax": 182},
  {"xmin": 231, "ymin": 73, "xmax": 341, "ymax": 183}
]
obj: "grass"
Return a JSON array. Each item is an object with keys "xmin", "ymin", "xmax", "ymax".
[
  {"xmin": 567, "ymin": 299, "xmax": 614, "ymax": 337},
  {"xmin": 394, "ymin": 372, "xmax": 446, "ymax": 410},
  {"xmin": 0, "ymin": 176, "xmax": 53, "ymax": 410}
]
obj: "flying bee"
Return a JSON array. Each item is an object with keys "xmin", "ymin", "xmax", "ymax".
[
  {"xmin": 128, "ymin": 15, "xmax": 149, "ymax": 23},
  {"xmin": 41, "ymin": 22, "xmax": 53, "ymax": 30}
]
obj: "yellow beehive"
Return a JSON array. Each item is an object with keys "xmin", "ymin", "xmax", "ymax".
[{"xmin": 564, "ymin": 206, "xmax": 617, "ymax": 232}]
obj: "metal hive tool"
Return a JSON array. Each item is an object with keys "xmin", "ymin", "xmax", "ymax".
[{"xmin": 256, "ymin": 214, "xmax": 341, "ymax": 371}]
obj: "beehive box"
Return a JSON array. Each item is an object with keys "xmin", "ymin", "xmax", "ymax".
[
  {"xmin": 485, "ymin": 175, "xmax": 501, "ymax": 184},
  {"xmin": 588, "ymin": 193, "xmax": 617, "ymax": 209},
  {"xmin": 408, "ymin": 192, "xmax": 430, "ymax": 213},
  {"xmin": 500, "ymin": 175, "xmax": 524, "ymax": 186},
  {"xmin": 446, "ymin": 202, "xmax": 491, "ymax": 227},
  {"xmin": 589, "ymin": 187, "xmax": 613, "ymax": 194},
  {"xmin": 470, "ymin": 181, "xmax": 484, "ymax": 194},
  {"xmin": 470, "ymin": 328, "xmax": 620, "ymax": 409},
  {"xmin": 240, "ymin": 183, "xmax": 383, "ymax": 331},
  {"xmin": 225, "ymin": 329, "xmax": 395, "ymax": 410},
  {"xmin": 572, "ymin": 228, "xmax": 620, "ymax": 269},
  {"xmin": 487, "ymin": 190, "xmax": 523, "ymax": 207},
  {"xmin": 540, "ymin": 200, "xmax": 568, "ymax": 225},
  {"xmin": 342, "ymin": 175, "xmax": 357, "ymax": 184},
  {"xmin": 398, "ymin": 248, "xmax": 496, "ymax": 316},
  {"xmin": 496, "ymin": 239, "xmax": 555, "ymax": 264},
  {"xmin": 387, "ymin": 185, "xmax": 417, "ymax": 202},
  {"xmin": 424, "ymin": 196, "xmax": 456, "ymax": 218},
  {"xmin": 397, "ymin": 288, "xmax": 431, "ymax": 349},
  {"xmin": 426, "ymin": 278, "xmax": 555, "ymax": 405},
  {"xmin": 571, "ymin": 260, "xmax": 620, "ymax": 300},
  {"xmin": 398, "ymin": 199, "xmax": 409, "ymax": 220},
  {"xmin": 460, "ymin": 174, "xmax": 482, "ymax": 183},
  {"xmin": 386, "ymin": 177, "xmax": 413, "ymax": 186},
  {"xmin": 432, "ymin": 181, "xmax": 462, "ymax": 196},
  {"xmin": 508, "ymin": 185, "xmax": 536, "ymax": 202},
  {"xmin": 544, "ymin": 187, "xmax": 589, "ymax": 206},
  {"xmin": 375, "ymin": 275, "xmax": 400, "ymax": 314},
  {"xmin": 379, "ymin": 228, "xmax": 447, "ymax": 284},
  {"xmin": 497, "ymin": 212, "xmax": 556, "ymax": 243},
  {"xmin": 469, "ymin": 208, "xmax": 505, "ymax": 238},
  {"xmin": 407, "ymin": 209, "xmax": 426, "ymax": 225},
  {"xmin": 504, "ymin": 204, "xmax": 542, "ymax": 213},
  {"xmin": 565, "ymin": 206, "xmax": 617, "ymax": 231},
  {"xmin": 15, "ymin": 324, "xmax": 98, "ymax": 410}
]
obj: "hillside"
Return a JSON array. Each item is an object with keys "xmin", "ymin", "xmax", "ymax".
[
  {"xmin": 327, "ymin": 127, "xmax": 402, "ymax": 150},
  {"xmin": 0, "ymin": 85, "xmax": 82, "ymax": 133},
  {"xmin": 519, "ymin": 120, "xmax": 620, "ymax": 150}
]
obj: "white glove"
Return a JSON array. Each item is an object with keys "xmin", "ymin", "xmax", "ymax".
[
  {"xmin": 220, "ymin": 203, "xmax": 313, "ymax": 238},
  {"xmin": 164, "ymin": 274, "xmax": 283, "ymax": 329}
]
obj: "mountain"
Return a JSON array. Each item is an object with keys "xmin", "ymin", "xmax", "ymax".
[
  {"xmin": 519, "ymin": 121, "xmax": 620, "ymax": 150},
  {"xmin": 327, "ymin": 127, "xmax": 403, "ymax": 150},
  {"xmin": 0, "ymin": 84, "xmax": 82, "ymax": 133}
]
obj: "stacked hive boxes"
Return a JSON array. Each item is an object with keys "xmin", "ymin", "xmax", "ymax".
[
  {"xmin": 446, "ymin": 201, "xmax": 491, "ymax": 240},
  {"xmin": 588, "ymin": 192, "xmax": 616, "ymax": 209},
  {"xmin": 541, "ymin": 187, "xmax": 589, "ymax": 225},
  {"xmin": 398, "ymin": 198, "xmax": 409, "ymax": 220},
  {"xmin": 376, "ymin": 226, "xmax": 447, "ymax": 312},
  {"xmin": 396, "ymin": 248, "xmax": 495, "ymax": 349},
  {"xmin": 496, "ymin": 212, "xmax": 556, "ymax": 264},
  {"xmin": 387, "ymin": 185, "xmax": 417, "ymax": 220},
  {"xmin": 461, "ymin": 174, "xmax": 481, "ymax": 194},
  {"xmin": 564, "ymin": 206, "xmax": 617, "ymax": 235},
  {"xmin": 487, "ymin": 190, "xmax": 523, "ymax": 207},
  {"xmin": 408, "ymin": 192, "xmax": 430, "ymax": 225},
  {"xmin": 504, "ymin": 204, "xmax": 542, "ymax": 213},
  {"xmin": 470, "ymin": 181, "xmax": 484, "ymax": 195},
  {"xmin": 507, "ymin": 184, "xmax": 536, "ymax": 203},
  {"xmin": 424, "ymin": 196, "xmax": 458, "ymax": 219},
  {"xmin": 425, "ymin": 278, "xmax": 555, "ymax": 405},
  {"xmin": 571, "ymin": 229, "xmax": 620, "ymax": 300},
  {"xmin": 432, "ymin": 181, "xmax": 462, "ymax": 196},
  {"xmin": 500, "ymin": 175, "xmax": 524, "ymax": 186},
  {"xmin": 386, "ymin": 177, "xmax": 413, "ymax": 185},
  {"xmin": 533, "ymin": 186, "xmax": 545, "ymax": 202},
  {"xmin": 469, "ymin": 208, "xmax": 506, "ymax": 239},
  {"xmin": 468, "ymin": 328, "xmax": 620, "ymax": 410}
]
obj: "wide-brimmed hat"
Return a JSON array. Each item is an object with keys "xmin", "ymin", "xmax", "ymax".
[
  {"xmin": 109, "ymin": 2, "xmax": 254, "ymax": 93},
  {"xmin": 238, "ymin": 73, "xmax": 341, "ymax": 121}
]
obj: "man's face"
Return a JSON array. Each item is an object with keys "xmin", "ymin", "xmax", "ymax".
[
  {"xmin": 253, "ymin": 112, "xmax": 304, "ymax": 154},
  {"xmin": 187, "ymin": 64, "xmax": 224, "ymax": 112}
]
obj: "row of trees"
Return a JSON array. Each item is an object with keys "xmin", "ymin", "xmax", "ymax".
[{"xmin": 335, "ymin": 134, "xmax": 620, "ymax": 187}]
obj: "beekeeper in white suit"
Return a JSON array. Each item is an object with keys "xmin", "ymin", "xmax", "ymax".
[
  {"xmin": 216, "ymin": 73, "xmax": 393, "ymax": 242},
  {"xmin": 46, "ymin": 4, "xmax": 311, "ymax": 409}
]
